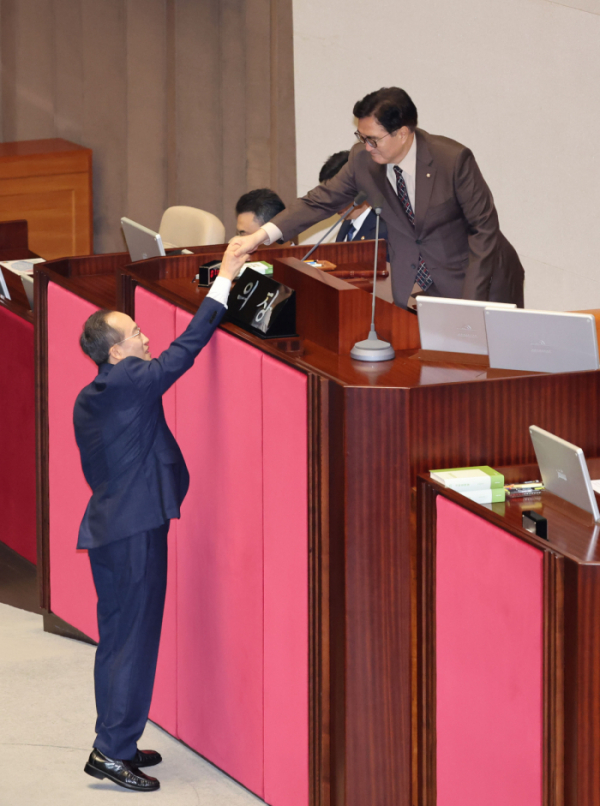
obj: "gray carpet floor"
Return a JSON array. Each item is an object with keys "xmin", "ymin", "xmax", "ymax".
[{"xmin": 0, "ymin": 602, "xmax": 263, "ymax": 805}]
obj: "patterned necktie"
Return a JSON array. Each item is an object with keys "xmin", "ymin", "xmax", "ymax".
[
  {"xmin": 345, "ymin": 223, "xmax": 356, "ymax": 242},
  {"xmin": 393, "ymin": 166, "xmax": 432, "ymax": 291}
]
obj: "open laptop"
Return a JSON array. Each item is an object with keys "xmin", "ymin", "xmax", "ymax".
[
  {"xmin": 121, "ymin": 217, "xmax": 166, "ymax": 261},
  {"xmin": 529, "ymin": 425, "xmax": 600, "ymax": 521},
  {"xmin": 485, "ymin": 308, "xmax": 599, "ymax": 373},
  {"xmin": 416, "ymin": 297, "xmax": 516, "ymax": 354}
]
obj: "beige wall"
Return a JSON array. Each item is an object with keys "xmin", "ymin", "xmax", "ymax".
[
  {"xmin": 0, "ymin": 0, "xmax": 296, "ymax": 253},
  {"xmin": 292, "ymin": 0, "xmax": 600, "ymax": 310}
]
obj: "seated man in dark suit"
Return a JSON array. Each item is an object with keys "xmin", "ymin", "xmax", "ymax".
[
  {"xmin": 75, "ymin": 249, "xmax": 245, "ymax": 792},
  {"xmin": 235, "ymin": 187, "xmax": 285, "ymax": 237},
  {"xmin": 320, "ymin": 150, "xmax": 389, "ymax": 245}
]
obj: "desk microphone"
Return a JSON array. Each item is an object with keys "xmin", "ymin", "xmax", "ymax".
[
  {"xmin": 301, "ymin": 190, "xmax": 368, "ymax": 261},
  {"xmin": 350, "ymin": 200, "xmax": 395, "ymax": 362}
]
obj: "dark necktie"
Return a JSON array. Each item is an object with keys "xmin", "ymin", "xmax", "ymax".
[
  {"xmin": 393, "ymin": 166, "xmax": 432, "ymax": 291},
  {"xmin": 345, "ymin": 223, "xmax": 356, "ymax": 242}
]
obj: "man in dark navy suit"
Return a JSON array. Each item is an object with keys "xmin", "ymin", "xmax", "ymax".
[
  {"xmin": 74, "ymin": 250, "xmax": 244, "ymax": 792},
  {"xmin": 319, "ymin": 150, "xmax": 389, "ymax": 245}
]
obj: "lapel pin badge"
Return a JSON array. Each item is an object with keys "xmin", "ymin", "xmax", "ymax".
[{"xmin": 426, "ymin": 173, "xmax": 431, "ymax": 178}]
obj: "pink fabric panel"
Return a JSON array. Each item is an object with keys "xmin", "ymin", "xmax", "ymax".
[
  {"xmin": 135, "ymin": 287, "xmax": 178, "ymax": 737},
  {"xmin": 47, "ymin": 283, "xmax": 99, "ymax": 640},
  {"xmin": 262, "ymin": 355, "xmax": 309, "ymax": 806},
  {"xmin": 436, "ymin": 496, "xmax": 543, "ymax": 806},
  {"xmin": 0, "ymin": 307, "xmax": 36, "ymax": 563},
  {"xmin": 175, "ymin": 310, "xmax": 264, "ymax": 798}
]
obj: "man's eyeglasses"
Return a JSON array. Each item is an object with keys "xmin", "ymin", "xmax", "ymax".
[
  {"xmin": 116, "ymin": 327, "xmax": 142, "ymax": 345},
  {"xmin": 354, "ymin": 130, "xmax": 393, "ymax": 149}
]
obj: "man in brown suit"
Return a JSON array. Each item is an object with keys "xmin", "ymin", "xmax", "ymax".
[{"xmin": 229, "ymin": 87, "xmax": 524, "ymax": 310}]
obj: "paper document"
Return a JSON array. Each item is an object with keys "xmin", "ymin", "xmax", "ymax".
[
  {"xmin": 0, "ymin": 258, "xmax": 45, "ymax": 275},
  {"xmin": 591, "ymin": 480, "xmax": 600, "ymax": 495}
]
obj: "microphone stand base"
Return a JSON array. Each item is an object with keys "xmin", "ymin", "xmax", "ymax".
[{"xmin": 350, "ymin": 334, "xmax": 395, "ymax": 362}]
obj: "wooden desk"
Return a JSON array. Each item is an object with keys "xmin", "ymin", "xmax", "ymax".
[
  {"xmin": 0, "ymin": 220, "xmax": 36, "ymax": 565},
  {"xmin": 0, "ymin": 139, "xmax": 92, "ymax": 258},
  {"xmin": 417, "ymin": 467, "xmax": 600, "ymax": 806},
  {"xmin": 37, "ymin": 247, "xmax": 600, "ymax": 806},
  {"xmin": 117, "ymin": 258, "xmax": 600, "ymax": 806}
]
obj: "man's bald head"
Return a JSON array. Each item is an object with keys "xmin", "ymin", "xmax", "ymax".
[{"xmin": 80, "ymin": 310, "xmax": 150, "ymax": 365}]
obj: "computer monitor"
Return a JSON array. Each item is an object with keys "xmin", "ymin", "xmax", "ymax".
[
  {"xmin": 416, "ymin": 297, "xmax": 516, "ymax": 355},
  {"xmin": 529, "ymin": 425, "xmax": 600, "ymax": 521},
  {"xmin": 485, "ymin": 308, "xmax": 599, "ymax": 373},
  {"xmin": 121, "ymin": 217, "xmax": 166, "ymax": 262}
]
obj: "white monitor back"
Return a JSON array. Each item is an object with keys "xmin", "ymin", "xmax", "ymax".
[
  {"xmin": 530, "ymin": 425, "xmax": 600, "ymax": 521},
  {"xmin": 416, "ymin": 297, "xmax": 516, "ymax": 354},
  {"xmin": 485, "ymin": 308, "xmax": 599, "ymax": 373},
  {"xmin": 121, "ymin": 217, "xmax": 166, "ymax": 262}
]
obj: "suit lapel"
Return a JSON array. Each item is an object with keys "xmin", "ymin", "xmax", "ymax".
[
  {"xmin": 414, "ymin": 129, "xmax": 436, "ymax": 235},
  {"xmin": 338, "ymin": 219, "xmax": 351, "ymax": 241}
]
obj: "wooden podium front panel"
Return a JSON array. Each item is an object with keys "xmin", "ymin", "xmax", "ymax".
[
  {"xmin": 135, "ymin": 287, "xmax": 179, "ymax": 738},
  {"xmin": 435, "ymin": 497, "xmax": 543, "ymax": 806},
  {"xmin": 0, "ymin": 307, "xmax": 35, "ymax": 563},
  {"xmin": 46, "ymin": 282, "xmax": 99, "ymax": 640},
  {"xmin": 0, "ymin": 139, "xmax": 92, "ymax": 258}
]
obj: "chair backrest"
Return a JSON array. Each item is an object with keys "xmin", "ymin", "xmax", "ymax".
[{"xmin": 159, "ymin": 206, "xmax": 226, "ymax": 247}]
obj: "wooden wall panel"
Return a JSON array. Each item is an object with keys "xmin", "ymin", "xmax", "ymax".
[
  {"xmin": 81, "ymin": 0, "xmax": 127, "ymax": 253},
  {"xmin": 125, "ymin": 0, "xmax": 168, "ymax": 231},
  {"xmin": 54, "ymin": 0, "xmax": 84, "ymax": 144},
  {"xmin": 0, "ymin": 0, "xmax": 296, "ymax": 252},
  {"xmin": 174, "ymin": 0, "xmax": 223, "ymax": 223},
  {"xmin": 1, "ymin": 0, "xmax": 55, "ymax": 141},
  {"xmin": 344, "ymin": 387, "xmax": 412, "ymax": 806}
]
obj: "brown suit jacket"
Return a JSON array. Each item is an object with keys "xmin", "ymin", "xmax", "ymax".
[{"xmin": 270, "ymin": 129, "xmax": 524, "ymax": 308}]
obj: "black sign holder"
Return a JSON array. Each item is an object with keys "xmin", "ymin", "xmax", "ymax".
[{"xmin": 226, "ymin": 269, "xmax": 297, "ymax": 339}]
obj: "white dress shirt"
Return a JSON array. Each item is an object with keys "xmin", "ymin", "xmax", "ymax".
[
  {"xmin": 344, "ymin": 205, "xmax": 372, "ymax": 240},
  {"xmin": 386, "ymin": 132, "xmax": 417, "ymax": 211},
  {"xmin": 206, "ymin": 275, "xmax": 232, "ymax": 308}
]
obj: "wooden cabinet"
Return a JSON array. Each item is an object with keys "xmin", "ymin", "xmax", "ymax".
[{"xmin": 0, "ymin": 139, "xmax": 92, "ymax": 258}]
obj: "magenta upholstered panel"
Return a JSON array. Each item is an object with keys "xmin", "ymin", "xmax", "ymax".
[
  {"xmin": 175, "ymin": 310, "xmax": 265, "ymax": 798},
  {"xmin": 436, "ymin": 496, "xmax": 543, "ymax": 806},
  {"xmin": 135, "ymin": 287, "xmax": 178, "ymax": 737},
  {"xmin": 47, "ymin": 283, "xmax": 99, "ymax": 640},
  {"xmin": 0, "ymin": 307, "xmax": 36, "ymax": 563},
  {"xmin": 262, "ymin": 355, "xmax": 309, "ymax": 806}
]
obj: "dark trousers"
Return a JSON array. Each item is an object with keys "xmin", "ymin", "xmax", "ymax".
[{"xmin": 88, "ymin": 521, "xmax": 169, "ymax": 760}]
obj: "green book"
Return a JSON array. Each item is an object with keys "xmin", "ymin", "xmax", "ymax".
[{"xmin": 429, "ymin": 466, "xmax": 504, "ymax": 492}]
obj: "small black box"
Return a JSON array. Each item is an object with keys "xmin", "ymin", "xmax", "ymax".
[
  {"xmin": 196, "ymin": 260, "xmax": 221, "ymax": 287},
  {"xmin": 522, "ymin": 510, "xmax": 548, "ymax": 540}
]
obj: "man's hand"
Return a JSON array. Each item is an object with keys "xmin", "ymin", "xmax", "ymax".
[
  {"xmin": 218, "ymin": 247, "xmax": 248, "ymax": 281},
  {"xmin": 228, "ymin": 228, "xmax": 268, "ymax": 258}
]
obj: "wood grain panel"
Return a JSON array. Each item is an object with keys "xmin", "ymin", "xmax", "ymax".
[
  {"xmin": 269, "ymin": 0, "xmax": 297, "ymax": 206},
  {"xmin": 245, "ymin": 0, "xmax": 272, "ymax": 192},
  {"xmin": 219, "ymin": 0, "xmax": 247, "ymax": 237},
  {"xmin": 344, "ymin": 387, "xmax": 412, "ymax": 806},
  {"xmin": 409, "ymin": 373, "xmax": 600, "ymax": 483},
  {"xmin": 54, "ymin": 0, "xmax": 84, "ymax": 145},
  {"xmin": 125, "ymin": 0, "xmax": 168, "ymax": 231},
  {"xmin": 81, "ymin": 0, "xmax": 127, "ymax": 254},
  {"xmin": 0, "ymin": 141, "xmax": 92, "ymax": 257},
  {"xmin": 573, "ymin": 565, "xmax": 600, "ymax": 805},
  {"xmin": 174, "ymin": 0, "xmax": 223, "ymax": 219},
  {"xmin": 0, "ymin": 0, "xmax": 55, "ymax": 141}
]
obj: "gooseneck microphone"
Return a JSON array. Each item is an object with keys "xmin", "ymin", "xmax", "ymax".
[
  {"xmin": 350, "ymin": 200, "xmax": 395, "ymax": 363},
  {"xmin": 301, "ymin": 190, "xmax": 368, "ymax": 261}
]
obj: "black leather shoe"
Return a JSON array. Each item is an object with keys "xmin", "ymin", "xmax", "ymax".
[
  {"xmin": 84, "ymin": 749, "xmax": 160, "ymax": 791},
  {"xmin": 130, "ymin": 749, "xmax": 162, "ymax": 767}
]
